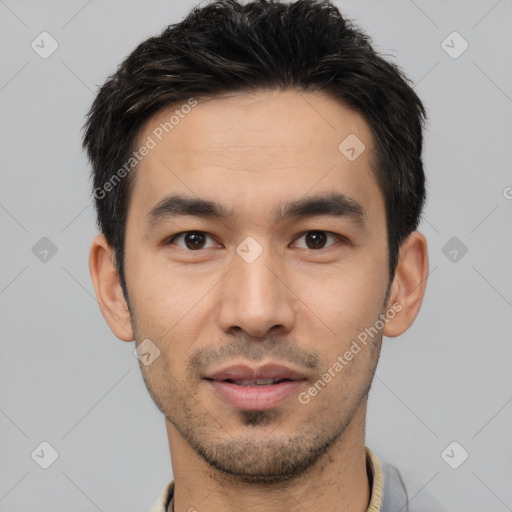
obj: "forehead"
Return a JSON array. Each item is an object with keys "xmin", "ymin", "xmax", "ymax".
[{"xmin": 129, "ymin": 89, "xmax": 384, "ymax": 225}]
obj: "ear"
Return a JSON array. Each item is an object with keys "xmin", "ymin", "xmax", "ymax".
[
  {"xmin": 383, "ymin": 231, "xmax": 429, "ymax": 338},
  {"xmin": 89, "ymin": 235, "xmax": 134, "ymax": 342}
]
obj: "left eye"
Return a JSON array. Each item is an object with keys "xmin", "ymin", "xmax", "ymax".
[
  {"xmin": 292, "ymin": 231, "xmax": 341, "ymax": 250},
  {"xmin": 167, "ymin": 231, "xmax": 219, "ymax": 250}
]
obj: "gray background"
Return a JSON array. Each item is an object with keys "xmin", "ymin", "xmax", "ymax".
[{"xmin": 1, "ymin": 0, "xmax": 511, "ymax": 510}]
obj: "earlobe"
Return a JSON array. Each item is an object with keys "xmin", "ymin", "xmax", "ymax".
[
  {"xmin": 383, "ymin": 231, "xmax": 429, "ymax": 338},
  {"xmin": 89, "ymin": 235, "xmax": 134, "ymax": 342}
]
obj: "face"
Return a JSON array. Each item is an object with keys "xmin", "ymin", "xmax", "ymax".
[{"xmin": 123, "ymin": 90, "xmax": 391, "ymax": 481}]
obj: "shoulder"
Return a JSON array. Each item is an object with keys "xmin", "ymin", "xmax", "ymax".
[
  {"xmin": 148, "ymin": 480, "xmax": 174, "ymax": 512},
  {"xmin": 370, "ymin": 450, "xmax": 447, "ymax": 512}
]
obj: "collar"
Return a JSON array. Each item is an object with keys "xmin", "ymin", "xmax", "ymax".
[
  {"xmin": 149, "ymin": 446, "xmax": 384, "ymax": 512},
  {"xmin": 365, "ymin": 446, "xmax": 383, "ymax": 512}
]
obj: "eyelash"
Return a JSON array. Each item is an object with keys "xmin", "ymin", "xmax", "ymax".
[{"xmin": 165, "ymin": 230, "xmax": 347, "ymax": 250}]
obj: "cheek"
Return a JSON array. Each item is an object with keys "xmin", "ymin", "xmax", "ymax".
[
  {"xmin": 127, "ymin": 254, "xmax": 190, "ymax": 324},
  {"xmin": 129, "ymin": 269, "xmax": 213, "ymax": 366},
  {"xmin": 306, "ymin": 263, "xmax": 386, "ymax": 327}
]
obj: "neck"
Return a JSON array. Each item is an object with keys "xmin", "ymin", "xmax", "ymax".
[{"xmin": 166, "ymin": 402, "xmax": 371, "ymax": 512}]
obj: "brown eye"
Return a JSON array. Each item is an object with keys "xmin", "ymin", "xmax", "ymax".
[
  {"xmin": 169, "ymin": 231, "xmax": 217, "ymax": 250},
  {"xmin": 292, "ymin": 230, "xmax": 343, "ymax": 250},
  {"xmin": 183, "ymin": 232, "xmax": 206, "ymax": 249},
  {"xmin": 304, "ymin": 231, "xmax": 328, "ymax": 249}
]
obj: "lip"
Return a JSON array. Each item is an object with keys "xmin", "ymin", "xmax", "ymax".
[
  {"xmin": 204, "ymin": 363, "xmax": 308, "ymax": 411},
  {"xmin": 204, "ymin": 363, "xmax": 308, "ymax": 381}
]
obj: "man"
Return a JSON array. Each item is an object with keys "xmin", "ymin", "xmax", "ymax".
[{"xmin": 84, "ymin": 1, "xmax": 434, "ymax": 510}]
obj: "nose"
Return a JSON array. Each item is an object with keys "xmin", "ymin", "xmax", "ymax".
[{"xmin": 216, "ymin": 245, "xmax": 296, "ymax": 338}]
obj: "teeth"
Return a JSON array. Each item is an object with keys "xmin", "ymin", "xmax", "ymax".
[
  {"xmin": 255, "ymin": 379, "xmax": 275, "ymax": 385},
  {"xmin": 230, "ymin": 378, "xmax": 277, "ymax": 386}
]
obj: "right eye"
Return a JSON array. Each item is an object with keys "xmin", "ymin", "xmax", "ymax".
[{"xmin": 166, "ymin": 231, "xmax": 220, "ymax": 251}]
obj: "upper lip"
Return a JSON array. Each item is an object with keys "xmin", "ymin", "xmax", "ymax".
[{"xmin": 204, "ymin": 363, "xmax": 308, "ymax": 381}]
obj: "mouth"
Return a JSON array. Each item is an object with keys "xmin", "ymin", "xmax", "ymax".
[
  {"xmin": 203, "ymin": 363, "xmax": 308, "ymax": 411},
  {"xmin": 212, "ymin": 377, "xmax": 295, "ymax": 386}
]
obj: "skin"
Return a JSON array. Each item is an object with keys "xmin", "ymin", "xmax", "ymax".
[{"xmin": 89, "ymin": 89, "xmax": 428, "ymax": 512}]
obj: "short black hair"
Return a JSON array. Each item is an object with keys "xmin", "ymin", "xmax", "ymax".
[{"xmin": 83, "ymin": 0, "xmax": 427, "ymax": 303}]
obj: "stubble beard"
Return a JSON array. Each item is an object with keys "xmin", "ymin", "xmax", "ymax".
[
  {"xmin": 139, "ymin": 349, "xmax": 380, "ymax": 485},
  {"xmin": 131, "ymin": 301, "xmax": 384, "ymax": 485}
]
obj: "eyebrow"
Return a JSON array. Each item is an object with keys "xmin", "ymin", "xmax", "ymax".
[{"xmin": 146, "ymin": 192, "xmax": 366, "ymax": 228}]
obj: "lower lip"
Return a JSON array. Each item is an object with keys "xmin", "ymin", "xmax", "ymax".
[{"xmin": 207, "ymin": 380, "xmax": 305, "ymax": 411}]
